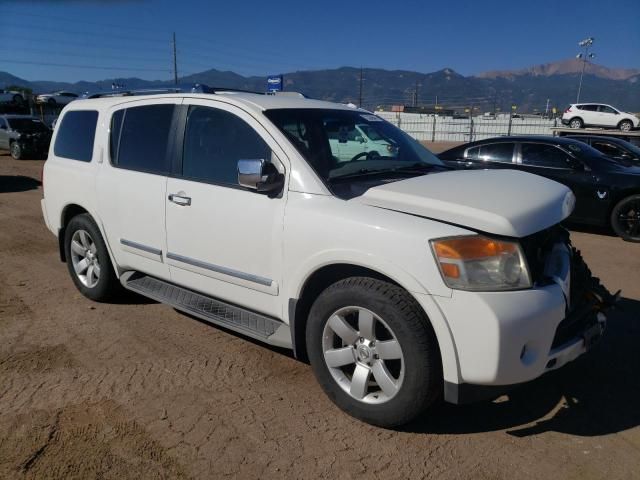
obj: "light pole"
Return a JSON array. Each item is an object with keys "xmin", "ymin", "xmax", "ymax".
[{"xmin": 576, "ymin": 37, "xmax": 595, "ymax": 103}]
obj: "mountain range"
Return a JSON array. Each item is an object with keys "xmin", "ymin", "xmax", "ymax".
[{"xmin": 1, "ymin": 58, "xmax": 638, "ymax": 113}]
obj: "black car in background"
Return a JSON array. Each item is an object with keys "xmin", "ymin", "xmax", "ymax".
[
  {"xmin": 439, "ymin": 136, "xmax": 640, "ymax": 242},
  {"xmin": 565, "ymin": 135, "xmax": 640, "ymax": 165},
  {"xmin": 0, "ymin": 115, "xmax": 52, "ymax": 160}
]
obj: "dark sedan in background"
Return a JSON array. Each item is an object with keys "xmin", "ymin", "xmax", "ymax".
[
  {"xmin": 439, "ymin": 136, "xmax": 640, "ymax": 242},
  {"xmin": 0, "ymin": 115, "xmax": 51, "ymax": 160},
  {"xmin": 566, "ymin": 135, "xmax": 640, "ymax": 165}
]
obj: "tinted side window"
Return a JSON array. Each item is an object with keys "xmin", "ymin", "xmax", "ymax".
[
  {"xmin": 592, "ymin": 141, "xmax": 624, "ymax": 157},
  {"xmin": 521, "ymin": 143, "xmax": 571, "ymax": 168},
  {"xmin": 182, "ymin": 106, "xmax": 271, "ymax": 186},
  {"xmin": 54, "ymin": 110, "xmax": 98, "ymax": 162},
  {"xmin": 110, "ymin": 109, "xmax": 124, "ymax": 163},
  {"xmin": 478, "ymin": 143, "xmax": 514, "ymax": 163},
  {"xmin": 599, "ymin": 106, "xmax": 617, "ymax": 114},
  {"xmin": 114, "ymin": 104, "xmax": 175, "ymax": 174},
  {"xmin": 580, "ymin": 105, "xmax": 598, "ymax": 112},
  {"xmin": 464, "ymin": 146, "xmax": 480, "ymax": 160}
]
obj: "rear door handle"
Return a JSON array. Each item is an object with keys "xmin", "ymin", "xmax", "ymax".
[{"xmin": 168, "ymin": 193, "xmax": 191, "ymax": 206}]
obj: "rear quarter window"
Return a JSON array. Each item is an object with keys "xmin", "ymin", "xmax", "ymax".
[{"xmin": 53, "ymin": 110, "xmax": 99, "ymax": 162}]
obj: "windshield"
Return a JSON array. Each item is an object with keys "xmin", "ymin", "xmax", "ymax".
[
  {"xmin": 264, "ymin": 108, "xmax": 443, "ymax": 182},
  {"xmin": 8, "ymin": 118, "xmax": 49, "ymax": 133}
]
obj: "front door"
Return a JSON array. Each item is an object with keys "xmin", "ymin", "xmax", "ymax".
[
  {"xmin": 165, "ymin": 100, "xmax": 287, "ymax": 318},
  {"xmin": 517, "ymin": 142, "xmax": 611, "ymax": 225}
]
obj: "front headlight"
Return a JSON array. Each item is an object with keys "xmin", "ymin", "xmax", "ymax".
[{"xmin": 430, "ymin": 235, "xmax": 532, "ymax": 291}]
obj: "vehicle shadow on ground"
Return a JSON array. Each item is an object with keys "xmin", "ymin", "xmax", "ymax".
[
  {"xmin": 405, "ymin": 297, "xmax": 640, "ymax": 437},
  {"xmin": 0, "ymin": 175, "xmax": 41, "ymax": 193}
]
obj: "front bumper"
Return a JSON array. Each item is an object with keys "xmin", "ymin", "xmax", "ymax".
[{"xmin": 436, "ymin": 242, "xmax": 616, "ymax": 404}]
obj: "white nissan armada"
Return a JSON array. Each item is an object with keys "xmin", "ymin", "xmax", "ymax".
[{"xmin": 41, "ymin": 91, "xmax": 615, "ymax": 427}]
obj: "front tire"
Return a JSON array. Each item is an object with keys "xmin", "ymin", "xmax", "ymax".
[
  {"xmin": 306, "ymin": 277, "xmax": 442, "ymax": 427},
  {"xmin": 618, "ymin": 120, "xmax": 633, "ymax": 132},
  {"xmin": 569, "ymin": 117, "xmax": 583, "ymax": 129},
  {"xmin": 64, "ymin": 214, "xmax": 121, "ymax": 301},
  {"xmin": 611, "ymin": 195, "xmax": 640, "ymax": 242},
  {"xmin": 10, "ymin": 142, "xmax": 22, "ymax": 160}
]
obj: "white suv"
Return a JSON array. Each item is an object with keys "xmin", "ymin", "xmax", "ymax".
[
  {"xmin": 562, "ymin": 103, "xmax": 639, "ymax": 131},
  {"xmin": 41, "ymin": 92, "xmax": 614, "ymax": 426}
]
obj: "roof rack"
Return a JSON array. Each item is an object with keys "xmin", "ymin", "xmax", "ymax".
[{"xmin": 81, "ymin": 84, "xmax": 307, "ymax": 99}]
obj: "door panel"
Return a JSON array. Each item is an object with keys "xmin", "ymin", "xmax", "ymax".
[
  {"xmin": 165, "ymin": 100, "xmax": 287, "ymax": 318},
  {"xmin": 96, "ymin": 100, "xmax": 180, "ymax": 280},
  {"xmin": 517, "ymin": 143, "xmax": 610, "ymax": 224}
]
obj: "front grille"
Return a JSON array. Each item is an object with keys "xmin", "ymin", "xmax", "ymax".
[{"xmin": 519, "ymin": 224, "xmax": 569, "ymax": 285}]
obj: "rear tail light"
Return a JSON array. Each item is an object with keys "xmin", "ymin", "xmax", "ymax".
[{"xmin": 564, "ymin": 107, "xmax": 571, "ymax": 113}]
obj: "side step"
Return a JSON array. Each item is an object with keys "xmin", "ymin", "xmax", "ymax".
[{"xmin": 120, "ymin": 272, "xmax": 292, "ymax": 349}]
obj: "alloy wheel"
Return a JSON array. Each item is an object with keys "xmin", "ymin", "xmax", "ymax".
[
  {"xmin": 70, "ymin": 229, "xmax": 101, "ymax": 288},
  {"xmin": 322, "ymin": 306, "xmax": 404, "ymax": 404},
  {"xmin": 616, "ymin": 199, "xmax": 640, "ymax": 240}
]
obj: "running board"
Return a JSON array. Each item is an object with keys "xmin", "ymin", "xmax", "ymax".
[{"xmin": 120, "ymin": 272, "xmax": 292, "ymax": 349}]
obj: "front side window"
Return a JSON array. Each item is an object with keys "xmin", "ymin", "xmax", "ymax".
[
  {"xmin": 53, "ymin": 110, "xmax": 98, "ymax": 162},
  {"xmin": 598, "ymin": 105, "xmax": 617, "ymax": 114},
  {"xmin": 521, "ymin": 143, "xmax": 572, "ymax": 168},
  {"xmin": 265, "ymin": 108, "xmax": 442, "ymax": 181},
  {"xmin": 182, "ymin": 105, "xmax": 271, "ymax": 186},
  {"xmin": 111, "ymin": 104, "xmax": 175, "ymax": 175},
  {"xmin": 592, "ymin": 141, "xmax": 624, "ymax": 157}
]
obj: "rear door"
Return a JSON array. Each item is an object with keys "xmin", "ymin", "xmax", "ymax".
[
  {"xmin": 516, "ymin": 142, "xmax": 610, "ymax": 224},
  {"xmin": 96, "ymin": 99, "xmax": 180, "ymax": 280},
  {"xmin": 580, "ymin": 104, "xmax": 599, "ymax": 126}
]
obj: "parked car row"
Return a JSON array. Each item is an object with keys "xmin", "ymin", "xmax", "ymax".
[{"xmin": 0, "ymin": 114, "xmax": 51, "ymax": 159}]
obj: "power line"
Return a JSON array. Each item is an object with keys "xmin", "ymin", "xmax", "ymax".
[{"xmin": 0, "ymin": 59, "xmax": 171, "ymax": 73}]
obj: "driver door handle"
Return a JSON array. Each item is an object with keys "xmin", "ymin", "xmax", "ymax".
[{"xmin": 168, "ymin": 193, "xmax": 191, "ymax": 206}]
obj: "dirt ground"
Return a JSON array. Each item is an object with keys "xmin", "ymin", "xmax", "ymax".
[{"xmin": 1, "ymin": 153, "xmax": 639, "ymax": 480}]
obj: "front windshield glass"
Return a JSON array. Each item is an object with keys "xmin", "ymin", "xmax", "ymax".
[
  {"xmin": 8, "ymin": 118, "xmax": 49, "ymax": 132},
  {"xmin": 264, "ymin": 108, "xmax": 443, "ymax": 181}
]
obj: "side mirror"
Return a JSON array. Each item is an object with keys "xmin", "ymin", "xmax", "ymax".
[{"xmin": 237, "ymin": 159, "xmax": 284, "ymax": 194}]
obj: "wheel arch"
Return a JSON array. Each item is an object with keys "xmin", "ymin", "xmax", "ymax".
[
  {"xmin": 288, "ymin": 262, "xmax": 459, "ymax": 385},
  {"xmin": 57, "ymin": 204, "xmax": 118, "ymax": 277}
]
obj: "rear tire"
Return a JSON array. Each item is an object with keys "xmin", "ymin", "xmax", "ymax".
[
  {"xmin": 618, "ymin": 120, "xmax": 633, "ymax": 132},
  {"xmin": 611, "ymin": 195, "xmax": 640, "ymax": 242},
  {"xmin": 306, "ymin": 277, "xmax": 442, "ymax": 427},
  {"xmin": 569, "ymin": 118, "xmax": 583, "ymax": 129},
  {"xmin": 10, "ymin": 142, "xmax": 22, "ymax": 160},
  {"xmin": 64, "ymin": 214, "xmax": 122, "ymax": 301}
]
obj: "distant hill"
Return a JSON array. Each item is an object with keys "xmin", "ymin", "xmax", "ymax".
[{"xmin": 2, "ymin": 59, "xmax": 638, "ymax": 113}]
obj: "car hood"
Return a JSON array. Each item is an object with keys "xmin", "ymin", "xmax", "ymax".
[{"xmin": 355, "ymin": 169, "xmax": 575, "ymax": 238}]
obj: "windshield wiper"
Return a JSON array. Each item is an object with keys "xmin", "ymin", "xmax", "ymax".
[{"xmin": 329, "ymin": 163, "xmax": 443, "ymax": 181}]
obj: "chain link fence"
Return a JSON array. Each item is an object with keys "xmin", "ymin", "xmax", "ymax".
[{"xmin": 375, "ymin": 111, "xmax": 561, "ymax": 142}]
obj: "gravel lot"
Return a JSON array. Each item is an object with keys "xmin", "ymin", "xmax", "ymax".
[{"xmin": 1, "ymin": 153, "xmax": 639, "ymax": 480}]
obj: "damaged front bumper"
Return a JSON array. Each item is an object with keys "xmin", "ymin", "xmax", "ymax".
[{"xmin": 441, "ymin": 230, "xmax": 618, "ymax": 405}]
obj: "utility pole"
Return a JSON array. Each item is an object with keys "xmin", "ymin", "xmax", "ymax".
[
  {"xmin": 413, "ymin": 80, "xmax": 420, "ymax": 107},
  {"xmin": 172, "ymin": 32, "xmax": 178, "ymax": 86},
  {"xmin": 576, "ymin": 37, "xmax": 595, "ymax": 103},
  {"xmin": 545, "ymin": 98, "xmax": 550, "ymax": 118},
  {"xmin": 358, "ymin": 67, "xmax": 363, "ymax": 108}
]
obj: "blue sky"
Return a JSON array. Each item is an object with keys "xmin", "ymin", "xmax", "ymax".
[{"xmin": 1, "ymin": 0, "xmax": 638, "ymax": 82}]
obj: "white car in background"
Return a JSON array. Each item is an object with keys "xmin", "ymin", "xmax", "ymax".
[
  {"xmin": 562, "ymin": 103, "xmax": 639, "ymax": 131},
  {"xmin": 0, "ymin": 89, "xmax": 25, "ymax": 104},
  {"xmin": 36, "ymin": 91, "xmax": 79, "ymax": 106}
]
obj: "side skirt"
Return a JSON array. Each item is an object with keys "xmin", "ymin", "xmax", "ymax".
[{"xmin": 120, "ymin": 271, "xmax": 292, "ymax": 349}]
